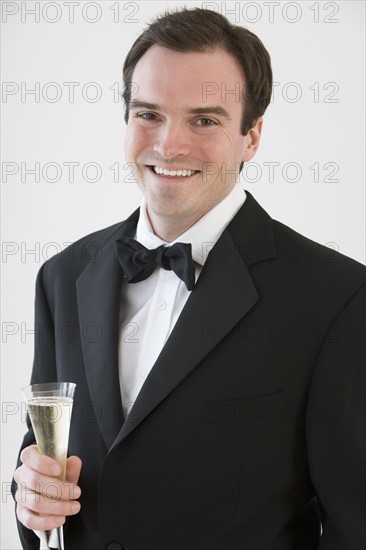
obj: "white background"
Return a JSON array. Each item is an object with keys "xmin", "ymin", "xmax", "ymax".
[{"xmin": 1, "ymin": 1, "xmax": 365, "ymax": 547}]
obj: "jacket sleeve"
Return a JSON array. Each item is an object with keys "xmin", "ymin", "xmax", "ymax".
[
  {"xmin": 12, "ymin": 262, "xmax": 58, "ymax": 549},
  {"xmin": 306, "ymin": 283, "xmax": 366, "ymax": 549}
]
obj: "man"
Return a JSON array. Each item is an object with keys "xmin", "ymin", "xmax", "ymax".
[{"xmin": 13, "ymin": 7, "xmax": 365, "ymax": 550}]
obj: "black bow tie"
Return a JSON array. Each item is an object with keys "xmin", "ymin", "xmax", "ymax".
[{"xmin": 116, "ymin": 237, "xmax": 196, "ymax": 291}]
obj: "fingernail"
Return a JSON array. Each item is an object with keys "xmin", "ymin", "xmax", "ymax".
[{"xmin": 73, "ymin": 486, "xmax": 81, "ymax": 498}]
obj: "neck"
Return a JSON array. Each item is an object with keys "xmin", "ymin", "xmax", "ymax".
[{"xmin": 146, "ymin": 211, "xmax": 203, "ymax": 243}]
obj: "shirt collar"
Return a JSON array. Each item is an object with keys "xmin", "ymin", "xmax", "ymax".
[{"xmin": 136, "ymin": 182, "xmax": 246, "ymax": 266}]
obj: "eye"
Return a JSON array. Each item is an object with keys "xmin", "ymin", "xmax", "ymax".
[
  {"xmin": 136, "ymin": 112, "xmax": 158, "ymax": 121},
  {"xmin": 195, "ymin": 118, "xmax": 218, "ymax": 127}
]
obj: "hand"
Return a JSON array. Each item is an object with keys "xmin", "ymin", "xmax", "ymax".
[{"xmin": 14, "ymin": 445, "xmax": 82, "ymax": 531}]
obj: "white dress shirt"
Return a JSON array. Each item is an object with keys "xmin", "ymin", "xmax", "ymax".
[
  {"xmin": 36, "ymin": 182, "xmax": 246, "ymax": 549},
  {"xmin": 118, "ymin": 183, "xmax": 246, "ymax": 418}
]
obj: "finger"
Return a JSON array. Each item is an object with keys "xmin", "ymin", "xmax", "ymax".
[
  {"xmin": 65, "ymin": 455, "xmax": 82, "ymax": 485},
  {"xmin": 15, "ymin": 486, "xmax": 81, "ymax": 517},
  {"xmin": 16, "ymin": 502, "xmax": 66, "ymax": 532},
  {"xmin": 14, "ymin": 464, "xmax": 81, "ymax": 501},
  {"xmin": 20, "ymin": 445, "xmax": 62, "ymax": 477}
]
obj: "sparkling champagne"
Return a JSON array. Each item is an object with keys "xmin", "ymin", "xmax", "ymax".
[{"xmin": 27, "ymin": 396, "xmax": 73, "ymax": 479}]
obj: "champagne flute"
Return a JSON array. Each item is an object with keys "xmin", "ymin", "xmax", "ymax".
[{"xmin": 21, "ymin": 382, "xmax": 76, "ymax": 550}]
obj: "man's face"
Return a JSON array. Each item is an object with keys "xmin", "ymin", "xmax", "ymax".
[{"xmin": 125, "ymin": 45, "xmax": 261, "ymax": 230}]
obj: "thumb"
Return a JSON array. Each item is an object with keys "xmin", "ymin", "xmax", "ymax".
[{"xmin": 65, "ymin": 455, "xmax": 82, "ymax": 484}]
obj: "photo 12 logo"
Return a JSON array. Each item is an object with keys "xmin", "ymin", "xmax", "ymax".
[
  {"xmin": 1, "ymin": 2, "xmax": 140, "ymax": 24},
  {"xmin": 1, "ymin": 81, "xmax": 138, "ymax": 104},
  {"xmin": 200, "ymin": 2, "xmax": 340, "ymax": 24}
]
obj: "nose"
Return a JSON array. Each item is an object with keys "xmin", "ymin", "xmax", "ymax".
[{"xmin": 153, "ymin": 120, "xmax": 191, "ymax": 160}]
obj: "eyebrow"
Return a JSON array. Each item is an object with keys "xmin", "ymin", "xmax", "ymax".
[{"xmin": 129, "ymin": 100, "xmax": 232, "ymax": 121}]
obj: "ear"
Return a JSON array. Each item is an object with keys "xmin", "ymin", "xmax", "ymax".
[{"xmin": 241, "ymin": 117, "xmax": 263, "ymax": 162}]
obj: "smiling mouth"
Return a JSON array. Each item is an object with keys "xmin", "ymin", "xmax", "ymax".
[{"xmin": 147, "ymin": 165, "xmax": 200, "ymax": 177}]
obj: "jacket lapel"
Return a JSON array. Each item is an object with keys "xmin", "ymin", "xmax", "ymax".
[
  {"xmin": 76, "ymin": 210, "xmax": 139, "ymax": 449},
  {"xmin": 110, "ymin": 192, "xmax": 276, "ymax": 448}
]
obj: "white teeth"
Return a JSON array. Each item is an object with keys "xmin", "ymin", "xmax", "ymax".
[{"xmin": 153, "ymin": 166, "xmax": 196, "ymax": 177}]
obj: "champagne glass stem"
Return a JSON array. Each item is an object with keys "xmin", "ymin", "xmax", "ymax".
[
  {"xmin": 57, "ymin": 526, "xmax": 64, "ymax": 550},
  {"xmin": 56, "ymin": 462, "xmax": 66, "ymax": 549}
]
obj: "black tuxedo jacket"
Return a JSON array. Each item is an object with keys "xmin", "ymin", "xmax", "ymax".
[{"xmin": 15, "ymin": 192, "xmax": 365, "ymax": 550}]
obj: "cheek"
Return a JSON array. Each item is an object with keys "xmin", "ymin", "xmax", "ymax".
[
  {"xmin": 197, "ymin": 132, "xmax": 220, "ymax": 153},
  {"xmin": 210, "ymin": 128, "xmax": 237, "ymax": 153},
  {"xmin": 124, "ymin": 129, "xmax": 134, "ymax": 159},
  {"xmin": 125, "ymin": 126, "xmax": 149, "ymax": 157}
]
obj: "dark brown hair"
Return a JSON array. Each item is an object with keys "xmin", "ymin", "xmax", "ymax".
[{"xmin": 122, "ymin": 7, "xmax": 273, "ymax": 136}]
